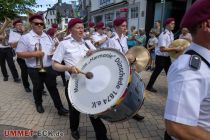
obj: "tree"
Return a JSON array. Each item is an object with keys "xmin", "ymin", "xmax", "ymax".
[{"xmin": 0, "ymin": 0, "xmax": 36, "ymax": 21}]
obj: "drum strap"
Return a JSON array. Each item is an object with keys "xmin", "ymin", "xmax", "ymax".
[
  {"xmin": 185, "ymin": 50, "xmax": 210, "ymax": 68},
  {"xmin": 84, "ymin": 42, "xmax": 90, "ymax": 50},
  {"xmin": 117, "ymin": 39, "xmax": 125, "ymax": 54}
]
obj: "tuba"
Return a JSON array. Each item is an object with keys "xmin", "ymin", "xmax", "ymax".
[
  {"xmin": 0, "ymin": 17, "xmax": 12, "ymax": 46},
  {"xmin": 35, "ymin": 40, "xmax": 46, "ymax": 73}
]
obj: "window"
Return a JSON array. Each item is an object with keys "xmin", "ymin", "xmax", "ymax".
[
  {"xmin": 54, "ymin": 19, "xmax": 57, "ymax": 23},
  {"xmin": 131, "ymin": 7, "xmax": 139, "ymax": 18},
  {"xmin": 51, "ymin": 19, "xmax": 53, "ymax": 24},
  {"xmin": 105, "ymin": 13, "xmax": 114, "ymax": 24},
  {"xmin": 100, "ymin": 0, "xmax": 111, "ymax": 5},
  {"xmin": 65, "ymin": 18, "xmax": 68, "ymax": 23},
  {"xmin": 48, "ymin": 19, "xmax": 50, "ymax": 24}
]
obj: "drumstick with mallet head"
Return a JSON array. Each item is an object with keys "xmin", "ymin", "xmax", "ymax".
[{"xmin": 78, "ymin": 69, "xmax": 94, "ymax": 79}]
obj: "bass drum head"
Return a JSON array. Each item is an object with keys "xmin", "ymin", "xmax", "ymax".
[{"xmin": 68, "ymin": 48, "xmax": 130, "ymax": 115}]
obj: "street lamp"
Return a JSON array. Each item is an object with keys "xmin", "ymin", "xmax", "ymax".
[{"xmin": 160, "ymin": 0, "xmax": 165, "ymax": 32}]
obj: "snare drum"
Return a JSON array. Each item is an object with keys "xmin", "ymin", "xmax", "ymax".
[{"xmin": 68, "ymin": 48, "xmax": 145, "ymax": 122}]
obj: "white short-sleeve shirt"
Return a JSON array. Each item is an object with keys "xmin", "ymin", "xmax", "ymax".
[
  {"xmin": 108, "ymin": 32, "xmax": 128, "ymax": 54},
  {"xmin": 52, "ymin": 37, "xmax": 96, "ymax": 80},
  {"xmin": 8, "ymin": 29, "xmax": 22, "ymax": 44},
  {"xmin": 155, "ymin": 29, "xmax": 174, "ymax": 56},
  {"xmin": 16, "ymin": 30, "xmax": 54, "ymax": 68},
  {"xmin": 164, "ymin": 43, "xmax": 210, "ymax": 132},
  {"xmin": 92, "ymin": 32, "xmax": 108, "ymax": 48}
]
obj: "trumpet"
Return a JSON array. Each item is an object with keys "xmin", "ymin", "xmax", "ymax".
[{"xmin": 35, "ymin": 41, "xmax": 46, "ymax": 73}]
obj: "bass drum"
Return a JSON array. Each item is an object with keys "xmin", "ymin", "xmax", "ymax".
[{"xmin": 68, "ymin": 48, "xmax": 145, "ymax": 122}]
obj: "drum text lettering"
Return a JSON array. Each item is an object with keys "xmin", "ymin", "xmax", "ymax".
[
  {"xmin": 115, "ymin": 58, "xmax": 125, "ymax": 89},
  {"xmin": 74, "ymin": 79, "xmax": 79, "ymax": 93}
]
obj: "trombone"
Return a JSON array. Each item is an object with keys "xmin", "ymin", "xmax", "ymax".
[{"xmin": 35, "ymin": 40, "xmax": 46, "ymax": 73}]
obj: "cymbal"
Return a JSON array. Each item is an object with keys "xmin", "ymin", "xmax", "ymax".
[
  {"xmin": 169, "ymin": 39, "xmax": 190, "ymax": 59},
  {"xmin": 126, "ymin": 46, "xmax": 150, "ymax": 72}
]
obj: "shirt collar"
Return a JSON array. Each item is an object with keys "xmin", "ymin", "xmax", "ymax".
[
  {"xmin": 164, "ymin": 29, "xmax": 172, "ymax": 35},
  {"xmin": 189, "ymin": 42, "xmax": 210, "ymax": 63},
  {"xmin": 114, "ymin": 32, "xmax": 124, "ymax": 40},
  {"xmin": 30, "ymin": 30, "xmax": 48, "ymax": 38},
  {"xmin": 70, "ymin": 37, "xmax": 84, "ymax": 45}
]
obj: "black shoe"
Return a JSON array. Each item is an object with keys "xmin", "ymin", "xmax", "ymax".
[
  {"xmin": 146, "ymin": 87, "xmax": 157, "ymax": 93},
  {"xmin": 71, "ymin": 130, "xmax": 80, "ymax": 139},
  {"xmin": 36, "ymin": 105, "xmax": 44, "ymax": 113},
  {"xmin": 3, "ymin": 77, "xmax": 8, "ymax": 81},
  {"xmin": 14, "ymin": 78, "xmax": 21, "ymax": 83},
  {"xmin": 132, "ymin": 114, "xmax": 145, "ymax": 122},
  {"xmin": 58, "ymin": 107, "xmax": 69, "ymax": 116},
  {"xmin": 42, "ymin": 90, "xmax": 48, "ymax": 96},
  {"xmin": 25, "ymin": 87, "xmax": 32, "ymax": 92}
]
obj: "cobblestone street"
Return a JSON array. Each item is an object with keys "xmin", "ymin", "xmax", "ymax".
[{"xmin": 0, "ymin": 65, "xmax": 168, "ymax": 140}]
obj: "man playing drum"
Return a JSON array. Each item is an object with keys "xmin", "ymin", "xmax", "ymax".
[
  {"xmin": 108, "ymin": 16, "xmax": 145, "ymax": 121},
  {"xmin": 52, "ymin": 18, "xmax": 108, "ymax": 140}
]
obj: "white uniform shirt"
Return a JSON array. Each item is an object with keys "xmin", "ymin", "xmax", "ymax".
[
  {"xmin": 92, "ymin": 32, "xmax": 108, "ymax": 48},
  {"xmin": 52, "ymin": 37, "xmax": 96, "ymax": 80},
  {"xmin": 8, "ymin": 29, "xmax": 22, "ymax": 44},
  {"xmin": 155, "ymin": 29, "xmax": 174, "ymax": 56},
  {"xmin": 108, "ymin": 32, "xmax": 128, "ymax": 54},
  {"xmin": 16, "ymin": 30, "xmax": 54, "ymax": 68},
  {"xmin": 164, "ymin": 43, "xmax": 210, "ymax": 135}
]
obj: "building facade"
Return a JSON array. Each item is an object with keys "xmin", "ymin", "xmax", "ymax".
[{"xmin": 89, "ymin": 0, "xmax": 147, "ymax": 30}]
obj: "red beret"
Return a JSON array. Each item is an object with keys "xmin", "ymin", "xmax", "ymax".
[
  {"xmin": 95, "ymin": 22, "xmax": 104, "ymax": 29},
  {"xmin": 113, "ymin": 17, "xmax": 126, "ymax": 26},
  {"xmin": 52, "ymin": 23, "xmax": 58, "ymax": 28},
  {"xmin": 47, "ymin": 28, "xmax": 56, "ymax": 36},
  {"xmin": 88, "ymin": 21, "xmax": 95, "ymax": 28},
  {"xmin": 29, "ymin": 14, "xmax": 43, "ymax": 22},
  {"xmin": 68, "ymin": 18, "xmax": 83, "ymax": 29},
  {"xmin": 13, "ymin": 19, "xmax": 22, "ymax": 26},
  {"xmin": 181, "ymin": 0, "xmax": 210, "ymax": 28},
  {"xmin": 165, "ymin": 18, "xmax": 175, "ymax": 25}
]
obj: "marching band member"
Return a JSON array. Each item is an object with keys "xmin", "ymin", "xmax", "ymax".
[
  {"xmin": 108, "ymin": 16, "xmax": 145, "ymax": 121},
  {"xmin": 146, "ymin": 18, "xmax": 181, "ymax": 93},
  {"xmin": 16, "ymin": 14, "xmax": 68, "ymax": 115},
  {"xmin": 0, "ymin": 22, "xmax": 20, "ymax": 82},
  {"xmin": 8, "ymin": 19, "xmax": 31, "ymax": 92},
  {"xmin": 52, "ymin": 18, "xmax": 108, "ymax": 140},
  {"xmin": 92, "ymin": 21, "xmax": 108, "ymax": 48},
  {"xmin": 46, "ymin": 28, "xmax": 66, "ymax": 86},
  {"xmin": 164, "ymin": 0, "xmax": 210, "ymax": 139}
]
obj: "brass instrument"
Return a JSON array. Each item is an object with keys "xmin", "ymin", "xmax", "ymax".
[
  {"xmin": 35, "ymin": 40, "xmax": 46, "ymax": 73},
  {"xmin": 0, "ymin": 17, "xmax": 12, "ymax": 34}
]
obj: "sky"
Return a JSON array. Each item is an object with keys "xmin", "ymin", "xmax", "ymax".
[{"xmin": 34, "ymin": 0, "xmax": 78, "ymax": 12}]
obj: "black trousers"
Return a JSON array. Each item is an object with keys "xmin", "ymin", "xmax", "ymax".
[
  {"xmin": 0, "ymin": 48, "xmax": 19, "ymax": 79},
  {"xmin": 147, "ymin": 55, "xmax": 171, "ymax": 88},
  {"xmin": 17, "ymin": 58, "xmax": 30, "ymax": 88},
  {"xmin": 65, "ymin": 81, "xmax": 107, "ymax": 140},
  {"xmin": 28, "ymin": 67, "xmax": 64, "ymax": 110}
]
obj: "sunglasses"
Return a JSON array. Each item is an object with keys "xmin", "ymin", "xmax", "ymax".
[{"xmin": 33, "ymin": 22, "xmax": 44, "ymax": 26}]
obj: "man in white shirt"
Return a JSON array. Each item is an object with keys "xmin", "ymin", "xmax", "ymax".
[
  {"xmin": 92, "ymin": 21, "xmax": 108, "ymax": 48},
  {"xmin": 108, "ymin": 16, "xmax": 145, "ymax": 121},
  {"xmin": 16, "ymin": 14, "xmax": 68, "ymax": 115},
  {"xmin": 8, "ymin": 19, "xmax": 31, "ymax": 92},
  {"xmin": 52, "ymin": 18, "xmax": 108, "ymax": 140},
  {"xmin": 0, "ymin": 25, "xmax": 20, "ymax": 82},
  {"xmin": 164, "ymin": 0, "xmax": 210, "ymax": 139},
  {"xmin": 146, "ymin": 18, "xmax": 183, "ymax": 93}
]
